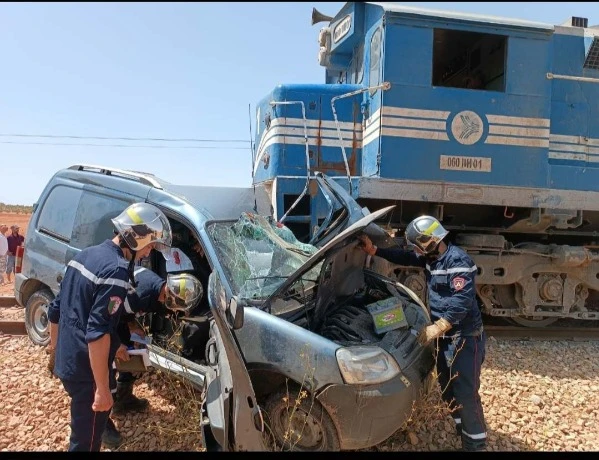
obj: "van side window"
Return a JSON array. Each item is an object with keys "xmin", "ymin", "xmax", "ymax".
[
  {"xmin": 71, "ymin": 191, "xmax": 132, "ymax": 249},
  {"xmin": 37, "ymin": 185, "xmax": 82, "ymax": 242}
]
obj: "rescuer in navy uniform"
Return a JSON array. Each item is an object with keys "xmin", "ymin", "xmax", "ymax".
[
  {"xmin": 358, "ymin": 216, "xmax": 487, "ymax": 452},
  {"xmin": 101, "ymin": 267, "xmax": 204, "ymax": 448},
  {"xmin": 47, "ymin": 202, "xmax": 173, "ymax": 452}
]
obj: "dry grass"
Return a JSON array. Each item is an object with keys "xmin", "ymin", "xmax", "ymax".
[
  {"xmin": 110, "ymin": 315, "xmax": 205, "ymax": 451},
  {"xmin": 111, "ymin": 370, "xmax": 205, "ymax": 452}
]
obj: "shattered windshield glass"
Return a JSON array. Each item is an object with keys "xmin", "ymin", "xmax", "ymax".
[{"xmin": 207, "ymin": 212, "xmax": 322, "ymax": 300}]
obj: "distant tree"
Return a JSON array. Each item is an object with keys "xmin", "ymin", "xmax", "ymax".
[{"xmin": 0, "ymin": 202, "xmax": 34, "ymax": 214}]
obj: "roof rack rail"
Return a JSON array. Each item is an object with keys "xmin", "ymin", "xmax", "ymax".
[{"xmin": 67, "ymin": 164, "xmax": 163, "ymax": 189}]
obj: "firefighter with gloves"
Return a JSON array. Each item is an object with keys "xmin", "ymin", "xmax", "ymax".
[
  {"xmin": 112, "ymin": 269, "xmax": 203, "ymax": 413},
  {"xmin": 358, "ymin": 215, "xmax": 487, "ymax": 451},
  {"xmin": 102, "ymin": 267, "xmax": 204, "ymax": 448}
]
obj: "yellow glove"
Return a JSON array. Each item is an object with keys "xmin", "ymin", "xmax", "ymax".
[
  {"xmin": 47, "ymin": 347, "xmax": 56, "ymax": 375},
  {"xmin": 417, "ymin": 318, "xmax": 452, "ymax": 346}
]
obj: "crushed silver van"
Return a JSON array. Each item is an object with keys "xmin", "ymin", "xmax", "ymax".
[{"xmin": 17, "ymin": 164, "xmax": 435, "ymax": 451}]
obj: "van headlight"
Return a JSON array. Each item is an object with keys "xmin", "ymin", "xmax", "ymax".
[{"xmin": 336, "ymin": 346, "xmax": 400, "ymax": 385}]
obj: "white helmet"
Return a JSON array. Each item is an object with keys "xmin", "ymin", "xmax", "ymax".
[
  {"xmin": 112, "ymin": 202, "xmax": 172, "ymax": 256},
  {"xmin": 165, "ymin": 273, "xmax": 203, "ymax": 313},
  {"xmin": 405, "ymin": 215, "xmax": 449, "ymax": 254}
]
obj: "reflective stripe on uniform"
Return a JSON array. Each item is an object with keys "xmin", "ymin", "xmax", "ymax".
[
  {"xmin": 426, "ymin": 265, "xmax": 478, "ymax": 275},
  {"xmin": 129, "ymin": 266, "xmax": 148, "ymax": 295},
  {"xmin": 68, "ymin": 260, "xmax": 130, "ymax": 289},
  {"xmin": 462, "ymin": 429, "xmax": 487, "ymax": 440},
  {"xmin": 123, "ymin": 297, "xmax": 134, "ymax": 314},
  {"xmin": 125, "ymin": 266, "xmax": 148, "ymax": 312}
]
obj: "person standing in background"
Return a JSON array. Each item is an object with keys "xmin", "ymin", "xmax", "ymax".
[
  {"xmin": 6, "ymin": 224, "xmax": 24, "ymax": 283},
  {"xmin": 0, "ymin": 224, "xmax": 8, "ymax": 285}
]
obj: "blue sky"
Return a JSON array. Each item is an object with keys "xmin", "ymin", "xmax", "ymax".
[{"xmin": 1, "ymin": 2, "xmax": 596, "ymax": 205}]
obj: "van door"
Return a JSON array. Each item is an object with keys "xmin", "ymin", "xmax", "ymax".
[{"xmin": 202, "ymin": 270, "xmax": 267, "ymax": 451}]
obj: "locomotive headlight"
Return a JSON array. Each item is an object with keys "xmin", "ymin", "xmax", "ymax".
[{"xmin": 336, "ymin": 346, "xmax": 400, "ymax": 385}]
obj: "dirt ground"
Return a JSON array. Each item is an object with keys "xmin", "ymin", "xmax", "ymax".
[
  {"xmin": 1, "ymin": 212, "xmax": 599, "ymax": 452},
  {"xmin": 0, "ymin": 212, "xmax": 31, "ymax": 296},
  {"xmin": 1, "ymin": 330, "xmax": 597, "ymax": 452}
]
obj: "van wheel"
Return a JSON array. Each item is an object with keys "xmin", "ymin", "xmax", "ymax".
[
  {"xmin": 25, "ymin": 289, "xmax": 54, "ymax": 346},
  {"xmin": 263, "ymin": 385, "xmax": 340, "ymax": 451}
]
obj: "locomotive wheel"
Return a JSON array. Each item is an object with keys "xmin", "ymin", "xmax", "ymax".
[
  {"xmin": 495, "ymin": 285, "xmax": 558, "ymax": 328},
  {"xmin": 508, "ymin": 315, "xmax": 558, "ymax": 328}
]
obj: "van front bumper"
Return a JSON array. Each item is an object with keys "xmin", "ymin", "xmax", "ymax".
[{"xmin": 316, "ymin": 369, "xmax": 426, "ymax": 450}]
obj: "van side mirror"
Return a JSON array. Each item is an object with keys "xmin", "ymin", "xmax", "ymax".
[
  {"xmin": 228, "ymin": 296, "xmax": 245, "ymax": 330},
  {"xmin": 208, "ymin": 272, "xmax": 245, "ymax": 330}
]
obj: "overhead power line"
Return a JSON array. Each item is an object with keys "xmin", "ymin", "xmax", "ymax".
[
  {"xmin": 0, "ymin": 133, "xmax": 248, "ymax": 143},
  {"xmin": 0, "ymin": 140, "xmax": 250, "ymax": 150}
]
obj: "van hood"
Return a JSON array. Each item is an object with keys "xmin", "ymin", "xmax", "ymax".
[{"xmin": 263, "ymin": 205, "xmax": 395, "ymax": 303}]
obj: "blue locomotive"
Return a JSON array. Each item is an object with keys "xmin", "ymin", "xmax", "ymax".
[{"xmin": 252, "ymin": 2, "xmax": 599, "ymax": 326}]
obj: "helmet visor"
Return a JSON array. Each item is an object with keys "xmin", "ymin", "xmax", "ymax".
[
  {"xmin": 407, "ymin": 232, "xmax": 440, "ymax": 254},
  {"xmin": 112, "ymin": 208, "xmax": 172, "ymax": 259}
]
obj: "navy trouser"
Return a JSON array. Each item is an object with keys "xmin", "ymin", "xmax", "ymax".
[
  {"xmin": 61, "ymin": 380, "xmax": 111, "ymax": 452},
  {"xmin": 436, "ymin": 331, "xmax": 487, "ymax": 451},
  {"xmin": 117, "ymin": 371, "xmax": 136, "ymax": 383}
]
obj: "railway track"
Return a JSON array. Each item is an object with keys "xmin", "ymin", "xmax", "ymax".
[
  {"xmin": 0, "ymin": 295, "xmax": 26, "ymax": 335},
  {"xmin": 484, "ymin": 325, "xmax": 599, "ymax": 341},
  {"xmin": 0, "ymin": 321, "xmax": 26, "ymax": 335},
  {"xmin": 1, "ymin": 295, "xmax": 599, "ymax": 341},
  {"xmin": 0, "ymin": 295, "xmax": 17, "ymax": 308}
]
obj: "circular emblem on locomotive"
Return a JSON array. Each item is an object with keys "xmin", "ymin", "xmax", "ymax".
[{"xmin": 450, "ymin": 110, "xmax": 483, "ymax": 145}]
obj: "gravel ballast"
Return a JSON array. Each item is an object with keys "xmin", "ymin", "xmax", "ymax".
[{"xmin": 1, "ymin": 327, "xmax": 597, "ymax": 451}]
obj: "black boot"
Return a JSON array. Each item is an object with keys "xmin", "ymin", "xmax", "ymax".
[
  {"xmin": 112, "ymin": 381, "xmax": 149, "ymax": 415},
  {"xmin": 102, "ymin": 417, "xmax": 123, "ymax": 449}
]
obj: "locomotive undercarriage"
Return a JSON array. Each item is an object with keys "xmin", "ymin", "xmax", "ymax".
[
  {"xmin": 269, "ymin": 185, "xmax": 599, "ymax": 328},
  {"xmin": 371, "ymin": 234, "xmax": 599, "ymax": 328}
]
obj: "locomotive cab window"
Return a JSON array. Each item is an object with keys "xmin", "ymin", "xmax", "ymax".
[
  {"xmin": 369, "ymin": 26, "xmax": 382, "ymax": 95},
  {"xmin": 432, "ymin": 28, "xmax": 507, "ymax": 92},
  {"xmin": 349, "ymin": 44, "xmax": 364, "ymax": 84}
]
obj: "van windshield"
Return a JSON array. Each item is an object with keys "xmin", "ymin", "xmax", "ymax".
[{"xmin": 206, "ymin": 213, "xmax": 321, "ymax": 300}]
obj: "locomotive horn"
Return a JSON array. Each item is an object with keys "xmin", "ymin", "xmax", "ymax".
[{"xmin": 311, "ymin": 7, "xmax": 333, "ymax": 25}]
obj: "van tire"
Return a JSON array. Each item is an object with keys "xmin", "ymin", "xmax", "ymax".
[
  {"xmin": 263, "ymin": 385, "xmax": 340, "ymax": 451},
  {"xmin": 25, "ymin": 289, "xmax": 54, "ymax": 347}
]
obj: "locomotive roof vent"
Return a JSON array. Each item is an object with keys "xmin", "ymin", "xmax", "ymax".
[{"xmin": 567, "ymin": 16, "xmax": 588, "ymax": 28}]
